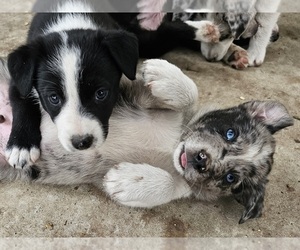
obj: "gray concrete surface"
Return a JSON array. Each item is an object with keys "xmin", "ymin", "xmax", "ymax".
[{"xmin": 0, "ymin": 0, "xmax": 299, "ymax": 241}]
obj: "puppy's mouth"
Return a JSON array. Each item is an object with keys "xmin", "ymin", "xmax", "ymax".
[{"xmin": 179, "ymin": 146, "xmax": 187, "ymax": 169}]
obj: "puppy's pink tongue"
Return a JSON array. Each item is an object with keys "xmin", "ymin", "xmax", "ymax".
[{"xmin": 181, "ymin": 152, "xmax": 187, "ymax": 168}]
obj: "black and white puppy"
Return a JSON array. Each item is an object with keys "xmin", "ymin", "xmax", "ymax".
[
  {"xmin": 0, "ymin": 58, "xmax": 293, "ymax": 223},
  {"xmin": 6, "ymin": 0, "xmax": 139, "ymax": 169}
]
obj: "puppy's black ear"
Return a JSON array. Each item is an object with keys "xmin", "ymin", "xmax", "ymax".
[
  {"xmin": 232, "ymin": 179, "xmax": 267, "ymax": 224},
  {"xmin": 8, "ymin": 44, "xmax": 36, "ymax": 97},
  {"xmin": 103, "ymin": 30, "xmax": 139, "ymax": 80},
  {"xmin": 241, "ymin": 101, "xmax": 294, "ymax": 134}
]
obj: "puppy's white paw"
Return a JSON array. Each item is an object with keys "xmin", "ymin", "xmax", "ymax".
[
  {"xmin": 185, "ymin": 20, "xmax": 220, "ymax": 43},
  {"xmin": 247, "ymin": 47, "xmax": 266, "ymax": 67},
  {"xmin": 104, "ymin": 162, "xmax": 175, "ymax": 207},
  {"xmin": 5, "ymin": 146, "xmax": 40, "ymax": 169},
  {"xmin": 142, "ymin": 59, "xmax": 198, "ymax": 110}
]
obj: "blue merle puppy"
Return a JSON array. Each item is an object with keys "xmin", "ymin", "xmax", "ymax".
[{"xmin": 0, "ymin": 58, "xmax": 293, "ymax": 223}]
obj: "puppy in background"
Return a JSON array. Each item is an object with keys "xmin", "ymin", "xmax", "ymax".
[
  {"xmin": 0, "ymin": 58, "xmax": 293, "ymax": 223},
  {"xmin": 130, "ymin": 0, "xmax": 282, "ymax": 69},
  {"xmin": 5, "ymin": 0, "xmax": 139, "ymax": 169}
]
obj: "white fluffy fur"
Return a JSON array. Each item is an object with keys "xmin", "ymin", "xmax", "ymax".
[
  {"xmin": 104, "ymin": 162, "xmax": 192, "ymax": 207},
  {"xmin": 103, "ymin": 59, "xmax": 198, "ymax": 206},
  {"xmin": 5, "ymin": 147, "xmax": 40, "ymax": 170}
]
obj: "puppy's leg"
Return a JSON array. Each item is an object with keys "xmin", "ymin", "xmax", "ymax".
[
  {"xmin": 222, "ymin": 44, "xmax": 249, "ymax": 70},
  {"xmin": 136, "ymin": 18, "xmax": 220, "ymax": 58},
  {"xmin": 104, "ymin": 162, "xmax": 192, "ymax": 207},
  {"xmin": 141, "ymin": 59, "xmax": 199, "ymax": 111},
  {"xmin": 247, "ymin": 0, "xmax": 281, "ymax": 66},
  {"xmin": 247, "ymin": 12, "xmax": 280, "ymax": 66},
  {"xmin": 5, "ymin": 87, "xmax": 41, "ymax": 170}
]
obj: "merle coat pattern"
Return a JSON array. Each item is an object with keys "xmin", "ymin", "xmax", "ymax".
[{"xmin": 0, "ymin": 59, "xmax": 293, "ymax": 223}]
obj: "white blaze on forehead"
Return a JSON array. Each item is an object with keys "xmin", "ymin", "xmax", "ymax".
[
  {"xmin": 51, "ymin": 32, "xmax": 105, "ymax": 151},
  {"xmin": 60, "ymin": 34, "xmax": 81, "ymax": 110},
  {"xmin": 43, "ymin": 14, "xmax": 98, "ymax": 34},
  {"xmin": 43, "ymin": 1, "xmax": 97, "ymax": 35}
]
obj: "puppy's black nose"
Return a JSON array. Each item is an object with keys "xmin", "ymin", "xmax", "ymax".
[
  {"xmin": 193, "ymin": 151, "xmax": 208, "ymax": 172},
  {"xmin": 71, "ymin": 135, "xmax": 94, "ymax": 150},
  {"xmin": 207, "ymin": 56, "xmax": 218, "ymax": 62}
]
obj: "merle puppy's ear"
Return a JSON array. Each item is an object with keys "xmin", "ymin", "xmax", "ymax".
[
  {"xmin": 103, "ymin": 30, "xmax": 139, "ymax": 80},
  {"xmin": 7, "ymin": 44, "xmax": 36, "ymax": 97},
  {"xmin": 232, "ymin": 180, "xmax": 267, "ymax": 224},
  {"xmin": 241, "ymin": 100, "xmax": 294, "ymax": 134}
]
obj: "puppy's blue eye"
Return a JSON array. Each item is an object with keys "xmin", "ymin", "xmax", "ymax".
[
  {"xmin": 226, "ymin": 173, "xmax": 235, "ymax": 184},
  {"xmin": 95, "ymin": 89, "xmax": 109, "ymax": 101},
  {"xmin": 226, "ymin": 128, "xmax": 236, "ymax": 141},
  {"xmin": 48, "ymin": 94, "xmax": 60, "ymax": 106}
]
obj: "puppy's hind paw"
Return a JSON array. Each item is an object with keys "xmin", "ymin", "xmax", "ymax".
[
  {"xmin": 104, "ymin": 162, "xmax": 152, "ymax": 207},
  {"xmin": 104, "ymin": 162, "xmax": 175, "ymax": 207},
  {"xmin": 142, "ymin": 59, "xmax": 198, "ymax": 110},
  {"xmin": 5, "ymin": 146, "xmax": 40, "ymax": 169},
  {"xmin": 228, "ymin": 49, "xmax": 249, "ymax": 70}
]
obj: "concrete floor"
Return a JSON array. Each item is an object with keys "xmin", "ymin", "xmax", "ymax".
[{"xmin": 0, "ymin": 0, "xmax": 299, "ymax": 246}]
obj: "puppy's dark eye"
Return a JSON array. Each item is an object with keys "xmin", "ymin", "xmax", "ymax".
[
  {"xmin": 48, "ymin": 94, "xmax": 61, "ymax": 106},
  {"xmin": 225, "ymin": 173, "xmax": 236, "ymax": 184},
  {"xmin": 95, "ymin": 88, "xmax": 109, "ymax": 102},
  {"xmin": 225, "ymin": 128, "xmax": 236, "ymax": 141}
]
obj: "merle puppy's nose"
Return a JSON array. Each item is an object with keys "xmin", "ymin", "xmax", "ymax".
[
  {"xmin": 193, "ymin": 150, "xmax": 208, "ymax": 172},
  {"xmin": 71, "ymin": 135, "xmax": 94, "ymax": 150},
  {"xmin": 207, "ymin": 55, "xmax": 218, "ymax": 62}
]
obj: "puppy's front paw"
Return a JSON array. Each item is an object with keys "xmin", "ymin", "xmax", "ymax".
[
  {"xmin": 104, "ymin": 162, "xmax": 174, "ymax": 207},
  {"xmin": 142, "ymin": 59, "xmax": 198, "ymax": 109},
  {"xmin": 185, "ymin": 21, "xmax": 220, "ymax": 43},
  {"xmin": 104, "ymin": 162, "xmax": 151, "ymax": 207},
  {"xmin": 247, "ymin": 47, "xmax": 266, "ymax": 67},
  {"xmin": 5, "ymin": 146, "xmax": 40, "ymax": 169},
  {"xmin": 228, "ymin": 49, "xmax": 249, "ymax": 70}
]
